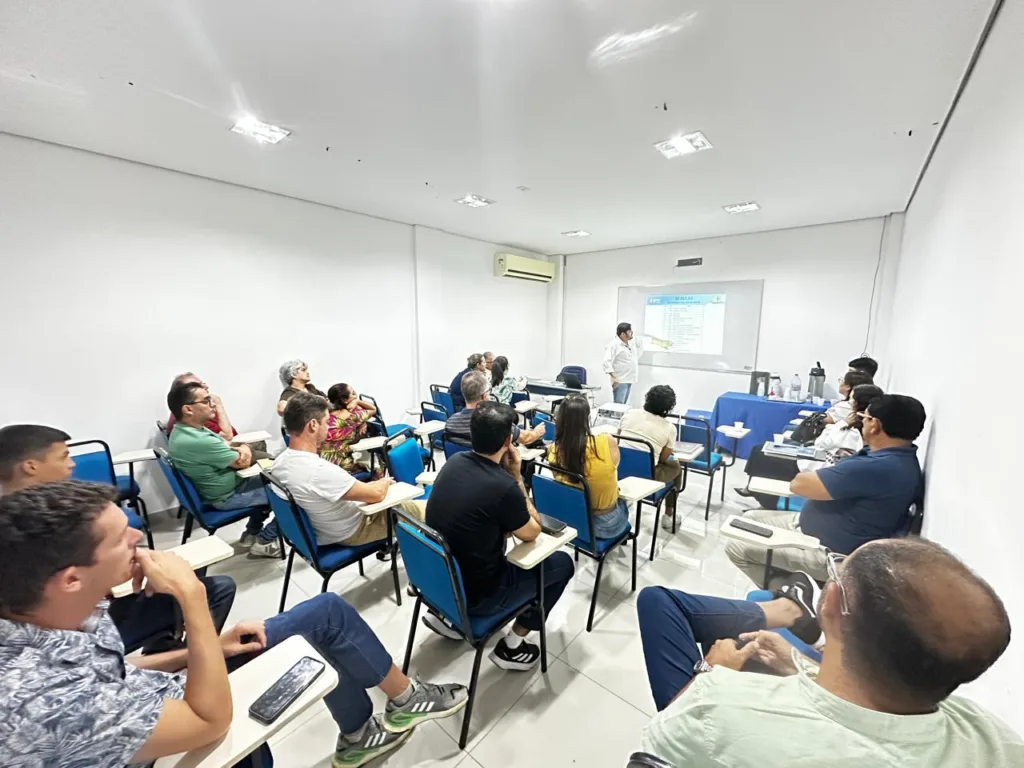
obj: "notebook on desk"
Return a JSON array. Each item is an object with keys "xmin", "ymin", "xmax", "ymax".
[
  {"xmin": 762, "ymin": 442, "xmax": 825, "ymax": 460},
  {"xmin": 674, "ymin": 441, "xmax": 703, "ymax": 455}
]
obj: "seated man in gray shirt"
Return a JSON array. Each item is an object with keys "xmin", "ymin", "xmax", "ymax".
[{"xmin": 445, "ymin": 371, "xmax": 545, "ymax": 447}]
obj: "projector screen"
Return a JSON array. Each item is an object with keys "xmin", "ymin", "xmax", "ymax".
[{"xmin": 617, "ymin": 279, "xmax": 763, "ymax": 373}]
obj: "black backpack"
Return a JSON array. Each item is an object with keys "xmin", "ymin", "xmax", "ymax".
[{"xmin": 790, "ymin": 412, "xmax": 828, "ymax": 445}]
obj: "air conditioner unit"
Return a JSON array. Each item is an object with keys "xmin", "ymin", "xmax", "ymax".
[{"xmin": 493, "ymin": 253, "xmax": 555, "ymax": 283}]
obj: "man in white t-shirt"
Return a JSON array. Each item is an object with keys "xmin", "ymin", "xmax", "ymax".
[
  {"xmin": 602, "ymin": 322, "xmax": 672, "ymax": 404},
  {"xmin": 271, "ymin": 392, "xmax": 425, "ymax": 547}
]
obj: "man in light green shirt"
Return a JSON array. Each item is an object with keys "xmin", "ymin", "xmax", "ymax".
[
  {"xmin": 638, "ymin": 538, "xmax": 1022, "ymax": 766},
  {"xmin": 167, "ymin": 381, "xmax": 280, "ymax": 558}
]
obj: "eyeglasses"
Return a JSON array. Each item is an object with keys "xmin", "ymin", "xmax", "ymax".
[
  {"xmin": 825, "ymin": 551, "xmax": 850, "ymax": 615},
  {"xmin": 189, "ymin": 396, "xmax": 213, "ymax": 406}
]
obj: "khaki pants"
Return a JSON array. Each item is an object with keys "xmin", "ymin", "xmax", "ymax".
[
  {"xmin": 654, "ymin": 456, "xmax": 683, "ymax": 490},
  {"xmin": 724, "ymin": 508, "xmax": 828, "ymax": 587},
  {"xmin": 341, "ymin": 500, "xmax": 426, "ymax": 546}
]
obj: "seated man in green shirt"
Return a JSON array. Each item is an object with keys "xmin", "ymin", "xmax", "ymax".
[
  {"xmin": 167, "ymin": 382, "xmax": 280, "ymax": 558},
  {"xmin": 637, "ymin": 538, "xmax": 1021, "ymax": 766}
]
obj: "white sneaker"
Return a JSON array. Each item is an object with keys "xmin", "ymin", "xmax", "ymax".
[
  {"xmin": 239, "ymin": 531, "xmax": 258, "ymax": 548},
  {"xmin": 249, "ymin": 539, "xmax": 282, "ymax": 558},
  {"xmin": 422, "ymin": 612, "xmax": 461, "ymax": 640},
  {"xmin": 660, "ymin": 514, "xmax": 676, "ymax": 532}
]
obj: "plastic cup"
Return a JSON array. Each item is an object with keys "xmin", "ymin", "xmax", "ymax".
[
  {"xmin": 774, "ymin": 433, "xmax": 785, "ymax": 444},
  {"xmin": 734, "ymin": 421, "xmax": 744, "ymax": 428}
]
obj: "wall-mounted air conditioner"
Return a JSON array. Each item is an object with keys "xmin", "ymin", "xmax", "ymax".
[{"xmin": 493, "ymin": 253, "xmax": 556, "ymax": 283}]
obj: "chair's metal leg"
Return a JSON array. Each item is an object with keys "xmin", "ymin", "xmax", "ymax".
[
  {"xmin": 587, "ymin": 556, "xmax": 605, "ymax": 632},
  {"xmin": 279, "ymin": 548, "xmax": 295, "ymax": 614},
  {"xmin": 704, "ymin": 475, "xmax": 713, "ymax": 521},
  {"xmin": 721, "ymin": 466, "xmax": 727, "ymax": 501},
  {"xmin": 180, "ymin": 514, "xmax": 194, "ymax": 545},
  {"xmin": 357, "ymin": 558, "xmax": 364, "ymax": 576},
  {"xmin": 176, "ymin": 505, "xmax": 183, "ymax": 519},
  {"xmin": 278, "ymin": 532, "xmax": 286, "ymax": 560},
  {"xmin": 763, "ymin": 549, "xmax": 774, "ymax": 590},
  {"xmin": 670, "ymin": 490, "xmax": 678, "ymax": 535},
  {"xmin": 136, "ymin": 496, "xmax": 150, "ymax": 527},
  {"xmin": 631, "ymin": 532, "xmax": 638, "ymax": 593},
  {"xmin": 144, "ymin": 526, "xmax": 155, "ymax": 550},
  {"xmin": 387, "ymin": 511, "xmax": 402, "ymax": 606},
  {"xmin": 649, "ymin": 503, "xmax": 660, "ymax": 561},
  {"xmin": 460, "ymin": 644, "xmax": 487, "ymax": 749},
  {"xmin": 574, "ymin": 548, "xmax": 579, "ymax": 563},
  {"xmin": 402, "ymin": 596, "xmax": 422, "ymax": 674},
  {"xmin": 538, "ymin": 561, "xmax": 547, "ymax": 671}
]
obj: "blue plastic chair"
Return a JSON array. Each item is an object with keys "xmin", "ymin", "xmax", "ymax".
[
  {"xmin": 442, "ymin": 433, "xmax": 473, "ymax": 460},
  {"xmin": 746, "ymin": 589, "xmax": 822, "ymax": 663},
  {"xmin": 360, "ymin": 393, "xmax": 408, "ymax": 438},
  {"xmin": 559, "ymin": 365, "xmax": 587, "ymax": 385},
  {"xmin": 430, "ymin": 384, "xmax": 455, "ymax": 419},
  {"xmin": 420, "ymin": 400, "xmax": 448, "ymax": 455},
  {"xmin": 531, "ymin": 412, "xmax": 556, "ymax": 442},
  {"xmin": 69, "ymin": 439, "xmax": 153, "ymax": 549},
  {"xmin": 384, "ymin": 435, "xmax": 432, "ymax": 500},
  {"xmin": 393, "ymin": 509, "xmax": 546, "ymax": 748},
  {"xmin": 614, "ymin": 435, "xmax": 675, "ymax": 561},
  {"xmin": 532, "ymin": 462, "xmax": 635, "ymax": 631},
  {"xmin": 154, "ymin": 447, "xmax": 274, "ymax": 548},
  {"xmin": 677, "ymin": 416, "xmax": 726, "ymax": 521},
  {"xmin": 262, "ymin": 471, "xmax": 400, "ymax": 612}
]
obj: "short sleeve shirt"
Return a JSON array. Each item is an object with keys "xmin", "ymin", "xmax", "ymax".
[
  {"xmin": 279, "ymin": 384, "xmax": 327, "ymax": 404},
  {"xmin": 444, "ymin": 406, "xmax": 521, "ymax": 445},
  {"xmin": 270, "ymin": 448, "xmax": 361, "ymax": 544},
  {"xmin": 799, "ymin": 445, "xmax": 923, "ymax": 554},
  {"xmin": 0, "ymin": 603, "xmax": 185, "ymax": 768},
  {"xmin": 167, "ymin": 423, "xmax": 240, "ymax": 504},
  {"xmin": 425, "ymin": 452, "xmax": 530, "ymax": 604},
  {"xmin": 619, "ymin": 408, "xmax": 676, "ymax": 460}
]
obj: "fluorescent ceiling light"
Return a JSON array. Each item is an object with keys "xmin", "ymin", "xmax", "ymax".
[
  {"xmin": 231, "ymin": 115, "xmax": 290, "ymax": 144},
  {"xmin": 455, "ymin": 194, "xmax": 495, "ymax": 208},
  {"xmin": 562, "ymin": 230, "xmax": 591, "ymax": 238},
  {"xmin": 723, "ymin": 201, "xmax": 760, "ymax": 214},
  {"xmin": 654, "ymin": 131, "xmax": 713, "ymax": 159}
]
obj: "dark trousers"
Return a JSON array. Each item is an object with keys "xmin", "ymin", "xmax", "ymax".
[
  {"xmin": 637, "ymin": 586, "xmax": 766, "ymax": 711},
  {"xmin": 110, "ymin": 574, "xmax": 236, "ymax": 654},
  {"xmin": 469, "ymin": 552, "xmax": 575, "ymax": 632}
]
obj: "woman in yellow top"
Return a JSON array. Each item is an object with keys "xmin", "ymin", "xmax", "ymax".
[{"xmin": 546, "ymin": 396, "xmax": 630, "ymax": 540}]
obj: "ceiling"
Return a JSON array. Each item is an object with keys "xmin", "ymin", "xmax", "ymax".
[{"xmin": 0, "ymin": 0, "xmax": 995, "ymax": 255}]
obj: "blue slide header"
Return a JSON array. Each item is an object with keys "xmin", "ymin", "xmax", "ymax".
[{"xmin": 646, "ymin": 293, "xmax": 725, "ymax": 306}]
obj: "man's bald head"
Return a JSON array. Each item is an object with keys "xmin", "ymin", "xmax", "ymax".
[{"xmin": 839, "ymin": 538, "xmax": 1010, "ymax": 707}]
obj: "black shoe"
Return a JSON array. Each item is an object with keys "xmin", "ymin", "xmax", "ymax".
[
  {"xmin": 734, "ymin": 486, "xmax": 755, "ymax": 498},
  {"xmin": 489, "ymin": 637, "xmax": 541, "ymax": 671},
  {"xmin": 774, "ymin": 571, "xmax": 823, "ymax": 647}
]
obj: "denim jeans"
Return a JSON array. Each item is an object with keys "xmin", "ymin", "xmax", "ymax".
[
  {"xmin": 468, "ymin": 551, "xmax": 575, "ymax": 633},
  {"xmin": 592, "ymin": 497, "xmax": 630, "ymax": 540},
  {"xmin": 612, "ymin": 383, "xmax": 632, "ymax": 404},
  {"xmin": 637, "ymin": 586, "xmax": 766, "ymax": 711},
  {"xmin": 110, "ymin": 574, "xmax": 236, "ymax": 654},
  {"xmin": 212, "ymin": 475, "xmax": 279, "ymax": 543}
]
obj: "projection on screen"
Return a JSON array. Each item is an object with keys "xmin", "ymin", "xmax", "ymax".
[{"xmin": 617, "ymin": 280, "xmax": 763, "ymax": 373}]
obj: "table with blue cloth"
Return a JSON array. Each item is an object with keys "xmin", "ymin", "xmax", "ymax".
[{"xmin": 711, "ymin": 392, "xmax": 828, "ymax": 459}]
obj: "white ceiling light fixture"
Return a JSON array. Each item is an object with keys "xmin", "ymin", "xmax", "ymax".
[
  {"xmin": 654, "ymin": 131, "xmax": 713, "ymax": 159},
  {"xmin": 723, "ymin": 201, "xmax": 760, "ymax": 214},
  {"xmin": 455, "ymin": 194, "xmax": 496, "ymax": 208},
  {"xmin": 230, "ymin": 115, "xmax": 290, "ymax": 145},
  {"xmin": 561, "ymin": 230, "xmax": 591, "ymax": 237}
]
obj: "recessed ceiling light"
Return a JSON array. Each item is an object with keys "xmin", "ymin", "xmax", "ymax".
[
  {"xmin": 562, "ymin": 230, "xmax": 591, "ymax": 238},
  {"xmin": 455, "ymin": 194, "xmax": 496, "ymax": 208},
  {"xmin": 723, "ymin": 201, "xmax": 760, "ymax": 214},
  {"xmin": 231, "ymin": 115, "xmax": 290, "ymax": 144},
  {"xmin": 654, "ymin": 131, "xmax": 713, "ymax": 159}
]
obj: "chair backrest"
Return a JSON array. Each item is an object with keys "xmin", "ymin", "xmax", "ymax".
[
  {"xmin": 555, "ymin": 371, "xmax": 582, "ymax": 390},
  {"xmin": 359, "ymin": 393, "xmax": 387, "ymax": 432},
  {"xmin": 531, "ymin": 412, "xmax": 556, "ymax": 442},
  {"xmin": 384, "ymin": 434, "xmax": 426, "ymax": 484},
  {"xmin": 153, "ymin": 421, "xmax": 170, "ymax": 449},
  {"xmin": 392, "ymin": 508, "xmax": 473, "ymax": 638},
  {"xmin": 442, "ymin": 434, "xmax": 473, "ymax": 459},
  {"xmin": 509, "ymin": 391, "xmax": 529, "ymax": 407},
  {"xmin": 430, "ymin": 384, "xmax": 455, "ymax": 416},
  {"xmin": 67, "ymin": 439, "xmax": 117, "ymax": 486},
  {"xmin": 153, "ymin": 447, "xmax": 206, "ymax": 518},
  {"xmin": 560, "ymin": 365, "xmax": 587, "ymax": 385},
  {"xmin": 420, "ymin": 401, "xmax": 448, "ymax": 448},
  {"xmin": 280, "ymin": 426, "xmax": 291, "ymax": 447},
  {"xmin": 678, "ymin": 416, "xmax": 713, "ymax": 456},
  {"xmin": 615, "ymin": 434, "xmax": 657, "ymax": 481},
  {"xmin": 262, "ymin": 471, "xmax": 321, "ymax": 565},
  {"xmin": 532, "ymin": 461, "xmax": 596, "ymax": 552}
]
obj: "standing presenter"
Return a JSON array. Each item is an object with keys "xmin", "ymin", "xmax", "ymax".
[{"xmin": 602, "ymin": 322, "xmax": 672, "ymax": 404}]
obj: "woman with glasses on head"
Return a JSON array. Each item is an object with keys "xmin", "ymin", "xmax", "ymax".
[
  {"xmin": 319, "ymin": 383, "xmax": 383, "ymax": 479},
  {"xmin": 546, "ymin": 396, "xmax": 630, "ymax": 540}
]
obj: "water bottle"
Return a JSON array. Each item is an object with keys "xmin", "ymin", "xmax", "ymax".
[
  {"xmin": 769, "ymin": 374, "xmax": 783, "ymax": 399},
  {"xmin": 789, "ymin": 373, "xmax": 802, "ymax": 401}
]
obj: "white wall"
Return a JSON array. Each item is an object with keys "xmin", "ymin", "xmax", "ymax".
[
  {"xmin": 0, "ymin": 133, "xmax": 418, "ymax": 509},
  {"xmin": 881, "ymin": 0, "xmax": 1024, "ymax": 730},
  {"xmin": 413, "ymin": 226, "xmax": 554, "ymax": 396},
  {"xmin": 561, "ymin": 218, "xmax": 888, "ymax": 412}
]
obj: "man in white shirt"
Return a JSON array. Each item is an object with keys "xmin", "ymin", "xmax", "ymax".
[
  {"xmin": 601, "ymin": 322, "xmax": 671, "ymax": 404},
  {"xmin": 270, "ymin": 391, "xmax": 425, "ymax": 547}
]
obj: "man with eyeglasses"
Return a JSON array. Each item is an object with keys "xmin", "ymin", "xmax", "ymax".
[
  {"xmin": 638, "ymin": 538, "xmax": 1021, "ymax": 765},
  {"xmin": 444, "ymin": 371, "xmax": 546, "ymax": 448},
  {"xmin": 726, "ymin": 393, "xmax": 926, "ymax": 584},
  {"xmin": 166, "ymin": 382, "xmax": 280, "ymax": 558}
]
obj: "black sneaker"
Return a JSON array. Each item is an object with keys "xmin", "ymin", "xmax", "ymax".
[
  {"xmin": 775, "ymin": 571, "xmax": 823, "ymax": 647},
  {"xmin": 734, "ymin": 486, "xmax": 755, "ymax": 498},
  {"xmin": 488, "ymin": 637, "xmax": 540, "ymax": 671}
]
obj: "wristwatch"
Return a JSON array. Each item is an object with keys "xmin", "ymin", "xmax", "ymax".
[{"xmin": 693, "ymin": 659, "xmax": 714, "ymax": 676}]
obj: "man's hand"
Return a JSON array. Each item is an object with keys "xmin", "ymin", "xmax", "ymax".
[
  {"xmin": 220, "ymin": 621, "xmax": 267, "ymax": 658},
  {"xmin": 610, "ymin": 375, "xmax": 620, "ymax": 386},
  {"xmin": 236, "ymin": 444, "xmax": 252, "ymax": 463},
  {"xmin": 702, "ymin": 638, "xmax": 759, "ymax": 671},
  {"xmin": 135, "ymin": 550, "xmax": 204, "ymax": 601},
  {"xmin": 211, "ymin": 394, "xmax": 225, "ymax": 410},
  {"xmin": 502, "ymin": 444, "xmax": 522, "ymax": 480},
  {"xmin": 738, "ymin": 631, "xmax": 799, "ymax": 676}
]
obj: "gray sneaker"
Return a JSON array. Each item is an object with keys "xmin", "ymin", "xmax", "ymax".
[
  {"xmin": 383, "ymin": 680, "xmax": 468, "ymax": 733},
  {"xmin": 248, "ymin": 539, "xmax": 282, "ymax": 559},
  {"xmin": 239, "ymin": 531, "xmax": 258, "ymax": 548},
  {"xmin": 333, "ymin": 714, "xmax": 411, "ymax": 767}
]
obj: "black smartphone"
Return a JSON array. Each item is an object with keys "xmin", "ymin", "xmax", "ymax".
[
  {"xmin": 248, "ymin": 656, "xmax": 326, "ymax": 725},
  {"xmin": 729, "ymin": 518, "xmax": 774, "ymax": 538},
  {"xmin": 538, "ymin": 513, "xmax": 567, "ymax": 535}
]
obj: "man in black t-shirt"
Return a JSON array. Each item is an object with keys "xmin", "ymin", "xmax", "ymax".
[{"xmin": 425, "ymin": 402, "xmax": 575, "ymax": 671}]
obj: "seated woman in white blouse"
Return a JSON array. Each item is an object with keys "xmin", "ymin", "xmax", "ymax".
[
  {"xmin": 825, "ymin": 370, "xmax": 874, "ymax": 424},
  {"xmin": 799, "ymin": 384, "xmax": 884, "ymax": 472}
]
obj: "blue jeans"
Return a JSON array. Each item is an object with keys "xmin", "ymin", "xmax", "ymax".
[
  {"xmin": 213, "ymin": 475, "xmax": 279, "ymax": 543},
  {"xmin": 469, "ymin": 552, "xmax": 575, "ymax": 633},
  {"xmin": 592, "ymin": 497, "xmax": 630, "ymax": 540},
  {"xmin": 637, "ymin": 587, "xmax": 766, "ymax": 711},
  {"xmin": 612, "ymin": 383, "xmax": 632, "ymax": 404}
]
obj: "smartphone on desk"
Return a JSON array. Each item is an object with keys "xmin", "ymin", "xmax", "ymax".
[
  {"xmin": 537, "ymin": 513, "xmax": 567, "ymax": 535},
  {"xmin": 729, "ymin": 518, "xmax": 774, "ymax": 538},
  {"xmin": 249, "ymin": 656, "xmax": 325, "ymax": 725}
]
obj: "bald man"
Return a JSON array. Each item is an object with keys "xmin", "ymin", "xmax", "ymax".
[{"xmin": 639, "ymin": 538, "xmax": 1022, "ymax": 765}]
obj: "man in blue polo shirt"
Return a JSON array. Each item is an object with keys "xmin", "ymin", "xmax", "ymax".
[{"xmin": 726, "ymin": 394, "xmax": 925, "ymax": 584}]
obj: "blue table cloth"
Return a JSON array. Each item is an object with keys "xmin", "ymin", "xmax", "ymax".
[{"xmin": 711, "ymin": 392, "xmax": 828, "ymax": 459}]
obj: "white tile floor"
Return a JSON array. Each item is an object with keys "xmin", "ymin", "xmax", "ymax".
[{"xmin": 147, "ymin": 459, "xmax": 758, "ymax": 768}]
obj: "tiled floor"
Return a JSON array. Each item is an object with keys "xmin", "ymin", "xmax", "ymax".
[{"xmin": 148, "ymin": 459, "xmax": 758, "ymax": 767}]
